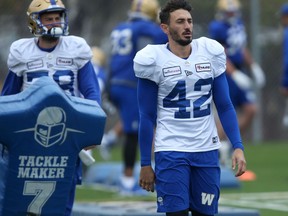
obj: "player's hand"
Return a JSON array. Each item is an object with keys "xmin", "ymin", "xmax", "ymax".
[
  {"xmin": 232, "ymin": 148, "xmax": 246, "ymax": 177},
  {"xmin": 251, "ymin": 63, "xmax": 266, "ymax": 88},
  {"xmin": 139, "ymin": 165, "xmax": 155, "ymax": 192},
  {"xmin": 231, "ymin": 70, "xmax": 253, "ymax": 90}
]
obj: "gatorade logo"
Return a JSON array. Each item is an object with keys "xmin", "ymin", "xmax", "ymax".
[{"xmin": 201, "ymin": 192, "xmax": 215, "ymax": 206}]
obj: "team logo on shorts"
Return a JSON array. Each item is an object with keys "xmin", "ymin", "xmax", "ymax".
[
  {"xmin": 157, "ymin": 196, "xmax": 164, "ymax": 206},
  {"xmin": 201, "ymin": 192, "xmax": 215, "ymax": 206},
  {"xmin": 15, "ymin": 107, "xmax": 84, "ymax": 147}
]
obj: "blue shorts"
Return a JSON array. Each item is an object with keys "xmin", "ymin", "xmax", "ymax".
[
  {"xmin": 155, "ymin": 150, "xmax": 220, "ymax": 215},
  {"xmin": 109, "ymin": 85, "xmax": 139, "ymax": 133}
]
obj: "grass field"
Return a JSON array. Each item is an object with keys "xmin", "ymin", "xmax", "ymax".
[{"xmin": 75, "ymin": 141, "xmax": 288, "ymax": 216}]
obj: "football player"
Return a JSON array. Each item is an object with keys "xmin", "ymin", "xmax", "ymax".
[
  {"xmin": 279, "ymin": 3, "xmax": 288, "ymax": 127},
  {"xmin": 107, "ymin": 0, "xmax": 168, "ymax": 195},
  {"xmin": 0, "ymin": 0, "xmax": 101, "ymax": 215},
  {"xmin": 208, "ymin": 0, "xmax": 265, "ymax": 166},
  {"xmin": 134, "ymin": 0, "xmax": 246, "ymax": 215}
]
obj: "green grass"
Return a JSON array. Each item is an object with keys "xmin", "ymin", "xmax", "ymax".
[
  {"xmin": 223, "ymin": 141, "xmax": 288, "ymax": 193},
  {"xmin": 75, "ymin": 141, "xmax": 288, "ymax": 216}
]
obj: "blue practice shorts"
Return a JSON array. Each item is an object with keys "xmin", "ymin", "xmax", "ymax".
[
  {"xmin": 155, "ymin": 150, "xmax": 220, "ymax": 215},
  {"xmin": 109, "ymin": 85, "xmax": 139, "ymax": 133}
]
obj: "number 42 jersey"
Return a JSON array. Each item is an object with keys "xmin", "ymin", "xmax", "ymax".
[{"xmin": 134, "ymin": 37, "xmax": 226, "ymax": 153}]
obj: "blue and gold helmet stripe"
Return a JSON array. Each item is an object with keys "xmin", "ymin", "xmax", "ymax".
[{"xmin": 50, "ymin": 0, "xmax": 57, "ymax": 6}]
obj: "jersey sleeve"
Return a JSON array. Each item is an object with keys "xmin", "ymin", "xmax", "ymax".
[
  {"xmin": 1, "ymin": 71, "xmax": 23, "ymax": 95},
  {"xmin": 133, "ymin": 45, "xmax": 160, "ymax": 83},
  {"xmin": 213, "ymin": 73, "xmax": 243, "ymax": 150},
  {"xmin": 78, "ymin": 61, "xmax": 101, "ymax": 105},
  {"xmin": 137, "ymin": 78, "xmax": 158, "ymax": 166}
]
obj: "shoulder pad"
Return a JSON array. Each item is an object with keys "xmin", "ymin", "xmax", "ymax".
[
  {"xmin": 61, "ymin": 36, "xmax": 92, "ymax": 60},
  {"xmin": 134, "ymin": 44, "xmax": 157, "ymax": 66},
  {"xmin": 8, "ymin": 38, "xmax": 34, "ymax": 68},
  {"xmin": 198, "ymin": 37, "xmax": 224, "ymax": 56},
  {"xmin": 9, "ymin": 39, "xmax": 33, "ymax": 58}
]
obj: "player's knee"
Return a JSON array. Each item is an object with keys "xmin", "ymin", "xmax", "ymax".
[
  {"xmin": 166, "ymin": 209, "xmax": 189, "ymax": 216},
  {"xmin": 191, "ymin": 210, "xmax": 213, "ymax": 216}
]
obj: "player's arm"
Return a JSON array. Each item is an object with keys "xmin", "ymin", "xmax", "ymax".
[
  {"xmin": 78, "ymin": 61, "xmax": 102, "ymax": 105},
  {"xmin": 137, "ymin": 77, "xmax": 157, "ymax": 192},
  {"xmin": 1, "ymin": 71, "xmax": 23, "ymax": 96},
  {"xmin": 133, "ymin": 44, "xmax": 158, "ymax": 166},
  {"xmin": 78, "ymin": 61, "xmax": 101, "ymax": 162},
  {"xmin": 213, "ymin": 73, "xmax": 243, "ymax": 150},
  {"xmin": 137, "ymin": 78, "xmax": 157, "ymax": 167},
  {"xmin": 213, "ymin": 73, "xmax": 246, "ymax": 176}
]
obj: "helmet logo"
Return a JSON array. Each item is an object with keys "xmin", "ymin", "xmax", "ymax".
[{"xmin": 15, "ymin": 107, "xmax": 84, "ymax": 148}]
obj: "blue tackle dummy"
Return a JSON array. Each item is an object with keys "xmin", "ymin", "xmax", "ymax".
[{"xmin": 0, "ymin": 77, "xmax": 106, "ymax": 216}]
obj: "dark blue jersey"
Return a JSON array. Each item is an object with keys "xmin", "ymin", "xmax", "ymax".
[
  {"xmin": 0, "ymin": 77, "xmax": 106, "ymax": 216},
  {"xmin": 109, "ymin": 18, "xmax": 168, "ymax": 85},
  {"xmin": 209, "ymin": 18, "xmax": 247, "ymax": 69}
]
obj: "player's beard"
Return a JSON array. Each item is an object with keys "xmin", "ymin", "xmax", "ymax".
[
  {"xmin": 41, "ymin": 35, "xmax": 60, "ymax": 43},
  {"xmin": 169, "ymin": 29, "xmax": 192, "ymax": 46}
]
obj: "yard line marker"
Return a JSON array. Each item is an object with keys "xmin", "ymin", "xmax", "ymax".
[{"xmin": 220, "ymin": 191, "xmax": 288, "ymax": 212}]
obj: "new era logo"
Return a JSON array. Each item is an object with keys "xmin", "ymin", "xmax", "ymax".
[{"xmin": 184, "ymin": 70, "xmax": 193, "ymax": 76}]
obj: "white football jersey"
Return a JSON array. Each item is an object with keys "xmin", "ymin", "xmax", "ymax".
[
  {"xmin": 134, "ymin": 37, "xmax": 226, "ymax": 152},
  {"xmin": 7, "ymin": 36, "xmax": 92, "ymax": 97}
]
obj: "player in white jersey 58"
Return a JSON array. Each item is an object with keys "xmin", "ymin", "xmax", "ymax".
[
  {"xmin": 0, "ymin": 0, "xmax": 102, "ymax": 215},
  {"xmin": 134, "ymin": 0, "xmax": 246, "ymax": 215}
]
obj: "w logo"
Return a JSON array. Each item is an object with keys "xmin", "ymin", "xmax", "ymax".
[{"xmin": 201, "ymin": 192, "xmax": 215, "ymax": 206}]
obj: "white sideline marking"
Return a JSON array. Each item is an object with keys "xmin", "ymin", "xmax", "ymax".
[{"xmin": 220, "ymin": 191, "xmax": 288, "ymax": 212}]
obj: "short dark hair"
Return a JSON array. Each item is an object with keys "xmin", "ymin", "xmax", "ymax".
[{"xmin": 159, "ymin": 0, "xmax": 192, "ymax": 24}]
